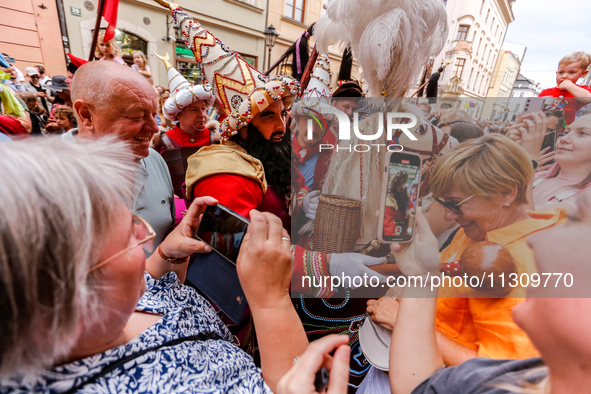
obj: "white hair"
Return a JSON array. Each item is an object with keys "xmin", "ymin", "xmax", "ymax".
[
  {"xmin": 314, "ymin": 0, "xmax": 448, "ymax": 97},
  {"xmin": 163, "ymin": 86, "xmax": 215, "ymax": 121},
  {"xmin": 0, "ymin": 136, "xmax": 137, "ymax": 378}
]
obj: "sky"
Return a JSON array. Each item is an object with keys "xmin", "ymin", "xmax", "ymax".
[{"xmin": 504, "ymin": 0, "xmax": 591, "ymax": 89}]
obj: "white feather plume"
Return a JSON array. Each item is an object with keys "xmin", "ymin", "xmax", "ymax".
[{"xmin": 314, "ymin": 0, "xmax": 448, "ymax": 97}]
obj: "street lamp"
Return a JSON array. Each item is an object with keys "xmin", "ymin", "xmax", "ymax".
[{"xmin": 264, "ymin": 24, "xmax": 279, "ymax": 72}]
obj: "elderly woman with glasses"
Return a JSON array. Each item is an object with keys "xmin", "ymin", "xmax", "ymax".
[
  {"xmin": 0, "ymin": 137, "xmax": 337, "ymax": 393},
  {"xmin": 366, "ymin": 134, "xmax": 566, "ymax": 373}
]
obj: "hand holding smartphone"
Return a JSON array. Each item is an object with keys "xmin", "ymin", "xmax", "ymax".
[
  {"xmin": 378, "ymin": 151, "xmax": 421, "ymax": 243},
  {"xmin": 194, "ymin": 203, "xmax": 250, "ymax": 265}
]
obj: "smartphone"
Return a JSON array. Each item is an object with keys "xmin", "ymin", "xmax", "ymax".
[
  {"xmin": 540, "ymin": 130, "xmax": 556, "ymax": 166},
  {"xmin": 378, "ymin": 151, "xmax": 421, "ymax": 243},
  {"xmin": 194, "ymin": 204, "xmax": 250, "ymax": 265},
  {"xmin": 522, "ymin": 97, "xmax": 551, "ymax": 115}
]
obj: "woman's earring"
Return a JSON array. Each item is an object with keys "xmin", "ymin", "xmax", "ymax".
[{"xmin": 505, "ymin": 202, "xmax": 511, "ymax": 207}]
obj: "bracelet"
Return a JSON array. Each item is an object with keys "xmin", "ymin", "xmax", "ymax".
[
  {"xmin": 157, "ymin": 245, "xmax": 187, "ymax": 264},
  {"xmin": 531, "ymin": 159, "xmax": 538, "ymax": 170}
]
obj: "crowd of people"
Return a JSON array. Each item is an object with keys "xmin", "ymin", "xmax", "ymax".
[{"xmin": 1, "ymin": 0, "xmax": 591, "ymax": 393}]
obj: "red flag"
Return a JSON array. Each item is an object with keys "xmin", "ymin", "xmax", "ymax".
[{"xmin": 102, "ymin": 0, "xmax": 119, "ymax": 41}]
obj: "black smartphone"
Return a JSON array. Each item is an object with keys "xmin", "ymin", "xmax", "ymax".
[
  {"xmin": 378, "ymin": 151, "xmax": 421, "ymax": 243},
  {"xmin": 194, "ymin": 204, "xmax": 250, "ymax": 265},
  {"xmin": 540, "ymin": 130, "xmax": 556, "ymax": 166}
]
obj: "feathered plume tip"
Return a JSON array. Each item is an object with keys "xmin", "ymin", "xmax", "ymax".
[
  {"xmin": 338, "ymin": 44, "xmax": 353, "ymax": 82},
  {"xmin": 314, "ymin": 0, "xmax": 448, "ymax": 97}
]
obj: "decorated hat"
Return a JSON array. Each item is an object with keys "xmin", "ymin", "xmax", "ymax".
[
  {"xmin": 171, "ymin": 7, "xmax": 300, "ymax": 141},
  {"xmin": 154, "ymin": 52, "xmax": 215, "ymax": 121},
  {"xmin": 290, "ymin": 54, "xmax": 338, "ymax": 124},
  {"xmin": 67, "ymin": 53, "xmax": 88, "ymax": 74}
]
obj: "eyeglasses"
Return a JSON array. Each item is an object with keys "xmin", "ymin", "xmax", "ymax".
[
  {"xmin": 432, "ymin": 195, "xmax": 474, "ymax": 215},
  {"xmin": 89, "ymin": 215, "xmax": 156, "ymax": 272},
  {"xmin": 30, "ymin": 75, "xmax": 39, "ymax": 78}
]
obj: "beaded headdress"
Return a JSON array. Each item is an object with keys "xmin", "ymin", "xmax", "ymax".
[
  {"xmin": 154, "ymin": 51, "xmax": 215, "ymax": 121},
  {"xmin": 171, "ymin": 7, "xmax": 301, "ymax": 141},
  {"xmin": 291, "ymin": 54, "xmax": 338, "ymax": 124}
]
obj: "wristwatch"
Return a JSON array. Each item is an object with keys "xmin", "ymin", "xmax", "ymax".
[{"xmin": 531, "ymin": 159, "xmax": 538, "ymax": 170}]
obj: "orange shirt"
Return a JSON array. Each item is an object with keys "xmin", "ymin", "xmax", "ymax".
[{"xmin": 435, "ymin": 209, "xmax": 567, "ymax": 359}]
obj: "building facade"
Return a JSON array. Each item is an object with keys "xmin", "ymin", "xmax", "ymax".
[
  {"xmin": 0, "ymin": 0, "xmax": 67, "ymax": 78},
  {"xmin": 61, "ymin": 0, "xmax": 269, "ymax": 87},
  {"xmin": 430, "ymin": 0, "xmax": 515, "ymax": 118},
  {"xmin": 266, "ymin": 0, "xmax": 361, "ymax": 88},
  {"xmin": 481, "ymin": 47, "xmax": 521, "ymax": 120},
  {"xmin": 505, "ymin": 73, "xmax": 542, "ymax": 122}
]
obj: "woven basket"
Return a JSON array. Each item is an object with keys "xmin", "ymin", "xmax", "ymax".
[{"xmin": 312, "ymin": 194, "xmax": 362, "ymax": 253}]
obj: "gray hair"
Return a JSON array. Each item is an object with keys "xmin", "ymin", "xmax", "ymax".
[{"xmin": 0, "ymin": 136, "xmax": 137, "ymax": 378}]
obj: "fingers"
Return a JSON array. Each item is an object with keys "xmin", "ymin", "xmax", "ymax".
[
  {"xmin": 360, "ymin": 255, "xmax": 387, "ymax": 267},
  {"xmin": 184, "ymin": 196, "xmax": 218, "ymax": 230},
  {"xmin": 262, "ymin": 212, "xmax": 284, "ymax": 245},
  {"xmin": 326, "ymin": 345, "xmax": 350, "ymax": 394},
  {"xmin": 309, "ymin": 190, "xmax": 321, "ymax": 198},
  {"xmin": 248, "ymin": 209, "xmax": 268, "ymax": 245},
  {"xmin": 295, "ymin": 335, "xmax": 350, "ymax": 381},
  {"xmin": 178, "ymin": 238, "xmax": 212, "ymax": 254}
]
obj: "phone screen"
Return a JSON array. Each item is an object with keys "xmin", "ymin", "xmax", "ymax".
[
  {"xmin": 382, "ymin": 153, "xmax": 421, "ymax": 242},
  {"xmin": 195, "ymin": 204, "xmax": 250, "ymax": 265},
  {"xmin": 540, "ymin": 131, "xmax": 556, "ymax": 166}
]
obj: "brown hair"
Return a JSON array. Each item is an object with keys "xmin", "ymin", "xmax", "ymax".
[
  {"xmin": 449, "ymin": 122, "xmax": 484, "ymax": 143},
  {"xmin": 430, "ymin": 134, "xmax": 533, "ymax": 205},
  {"xmin": 54, "ymin": 105, "xmax": 75, "ymax": 124}
]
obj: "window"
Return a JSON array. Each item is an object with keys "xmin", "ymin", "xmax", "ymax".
[
  {"xmin": 476, "ymin": 38, "xmax": 483, "ymax": 55},
  {"xmin": 483, "ymin": 44, "xmax": 488, "ymax": 60},
  {"xmin": 520, "ymin": 92, "xmax": 524, "ymax": 97},
  {"xmin": 454, "ymin": 58, "xmax": 466, "ymax": 78},
  {"xmin": 475, "ymin": 72, "xmax": 481, "ymax": 91},
  {"xmin": 468, "ymin": 68, "xmax": 475, "ymax": 86},
  {"xmin": 515, "ymin": 104, "xmax": 520, "ymax": 111},
  {"xmin": 495, "ymin": 25, "xmax": 499, "ymax": 37},
  {"xmin": 485, "ymin": 9, "xmax": 490, "ymax": 23},
  {"xmin": 491, "ymin": 17, "xmax": 495, "ymax": 27},
  {"xmin": 479, "ymin": 0, "xmax": 485, "ymax": 14},
  {"xmin": 285, "ymin": 0, "xmax": 305, "ymax": 22},
  {"xmin": 456, "ymin": 25, "xmax": 470, "ymax": 41}
]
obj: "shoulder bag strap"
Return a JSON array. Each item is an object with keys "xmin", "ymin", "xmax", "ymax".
[{"xmin": 62, "ymin": 331, "xmax": 223, "ymax": 394}]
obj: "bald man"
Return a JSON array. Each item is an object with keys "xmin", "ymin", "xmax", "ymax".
[{"xmin": 67, "ymin": 61, "xmax": 175, "ymax": 250}]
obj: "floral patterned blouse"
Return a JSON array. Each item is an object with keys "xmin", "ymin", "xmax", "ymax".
[{"xmin": 1, "ymin": 272, "xmax": 271, "ymax": 393}]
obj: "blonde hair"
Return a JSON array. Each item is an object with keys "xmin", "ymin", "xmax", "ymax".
[
  {"xmin": 558, "ymin": 51, "xmax": 591, "ymax": 71},
  {"xmin": 429, "ymin": 134, "xmax": 533, "ymax": 205},
  {"xmin": 95, "ymin": 31, "xmax": 124, "ymax": 58},
  {"xmin": 132, "ymin": 50, "xmax": 147, "ymax": 67}
]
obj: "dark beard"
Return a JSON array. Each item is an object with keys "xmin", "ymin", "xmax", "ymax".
[{"xmin": 231, "ymin": 123, "xmax": 291, "ymax": 204}]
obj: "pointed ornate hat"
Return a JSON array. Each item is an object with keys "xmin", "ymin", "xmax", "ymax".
[
  {"xmin": 171, "ymin": 7, "xmax": 300, "ymax": 141},
  {"xmin": 291, "ymin": 54, "xmax": 338, "ymax": 123},
  {"xmin": 154, "ymin": 52, "xmax": 215, "ymax": 121}
]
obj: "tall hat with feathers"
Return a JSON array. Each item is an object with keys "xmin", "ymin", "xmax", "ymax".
[
  {"xmin": 291, "ymin": 54, "xmax": 338, "ymax": 124},
  {"xmin": 313, "ymin": 0, "xmax": 448, "ymax": 98},
  {"xmin": 170, "ymin": 7, "xmax": 300, "ymax": 141},
  {"xmin": 154, "ymin": 52, "xmax": 215, "ymax": 121}
]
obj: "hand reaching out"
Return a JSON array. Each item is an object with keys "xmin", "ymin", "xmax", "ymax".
[{"xmin": 277, "ymin": 335, "xmax": 350, "ymax": 394}]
